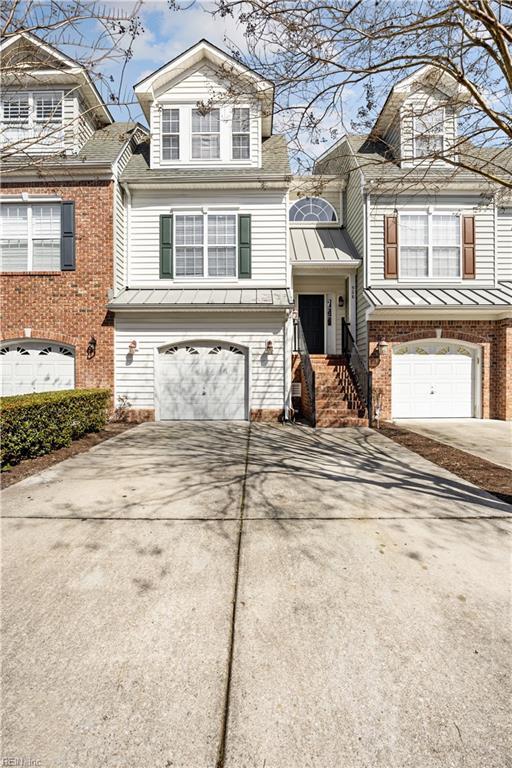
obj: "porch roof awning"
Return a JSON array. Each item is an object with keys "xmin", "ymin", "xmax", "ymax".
[
  {"xmin": 108, "ymin": 287, "xmax": 294, "ymax": 310},
  {"xmin": 289, "ymin": 227, "xmax": 360, "ymax": 265},
  {"xmin": 365, "ymin": 282, "xmax": 512, "ymax": 308}
]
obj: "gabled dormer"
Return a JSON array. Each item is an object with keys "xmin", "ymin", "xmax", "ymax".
[
  {"xmin": 371, "ymin": 66, "xmax": 469, "ymax": 166},
  {"xmin": 0, "ymin": 32, "xmax": 112, "ymax": 157},
  {"xmin": 133, "ymin": 40, "xmax": 274, "ymax": 170}
]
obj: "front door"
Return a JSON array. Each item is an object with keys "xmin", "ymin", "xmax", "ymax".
[{"xmin": 298, "ymin": 294, "xmax": 325, "ymax": 354}]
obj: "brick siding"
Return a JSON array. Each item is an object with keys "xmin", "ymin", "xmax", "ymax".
[
  {"xmin": 368, "ymin": 319, "xmax": 512, "ymax": 421},
  {"xmin": 0, "ymin": 180, "xmax": 115, "ymax": 394}
]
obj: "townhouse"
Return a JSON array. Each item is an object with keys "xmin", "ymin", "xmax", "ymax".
[{"xmin": 1, "ymin": 35, "xmax": 511, "ymax": 424}]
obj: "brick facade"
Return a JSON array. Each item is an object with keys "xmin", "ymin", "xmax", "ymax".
[
  {"xmin": 0, "ymin": 180, "xmax": 115, "ymax": 393},
  {"xmin": 368, "ymin": 319, "xmax": 512, "ymax": 421}
]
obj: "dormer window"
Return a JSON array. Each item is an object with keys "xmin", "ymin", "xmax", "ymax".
[
  {"xmin": 162, "ymin": 109, "xmax": 180, "ymax": 160},
  {"xmin": 192, "ymin": 108, "xmax": 220, "ymax": 160},
  {"xmin": 1, "ymin": 91, "xmax": 64, "ymax": 148},
  {"xmin": 232, "ymin": 108, "xmax": 250, "ymax": 159},
  {"xmin": 414, "ymin": 107, "xmax": 445, "ymax": 158}
]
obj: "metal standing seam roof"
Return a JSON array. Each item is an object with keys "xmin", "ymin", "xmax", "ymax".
[
  {"xmin": 289, "ymin": 227, "xmax": 360, "ymax": 264},
  {"xmin": 365, "ymin": 282, "xmax": 512, "ymax": 308},
  {"xmin": 108, "ymin": 287, "xmax": 294, "ymax": 309}
]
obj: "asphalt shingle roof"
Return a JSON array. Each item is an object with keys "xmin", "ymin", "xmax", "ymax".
[
  {"xmin": 120, "ymin": 134, "xmax": 290, "ymax": 182},
  {"xmin": 316, "ymin": 134, "xmax": 512, "ymax": 191},
  {"xmin": 1, "ymin": 122, "xmax": 142, "ymax": 172}
]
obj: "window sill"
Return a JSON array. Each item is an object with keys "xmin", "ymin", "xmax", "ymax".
[{"xmin": 0, "ymin": 271, "xmax": 62, "ymax": 276}]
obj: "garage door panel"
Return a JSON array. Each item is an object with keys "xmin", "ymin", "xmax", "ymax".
[
  {"xmin": 1, "ymin": 343, "xmax": 75, "ymax": 396},
  {"xmin": 158, "ymin": 343, "xmax": 247, "ymax": 421},
  {"xmin": 392, "ymin": 344, "xmax": 475, "ymax": 419}
]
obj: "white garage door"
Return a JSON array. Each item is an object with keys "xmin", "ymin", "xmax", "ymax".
[
  {"xmin": 392, "ymin": 342, "xmax": 475, "ymax": 418},
  {"xmin": 157, "ymin": 342, "xmax": 247, "ymax": 420},
  {"xmin": 0, "ymin": 341, "xmax": 75, "ymax": 396}
]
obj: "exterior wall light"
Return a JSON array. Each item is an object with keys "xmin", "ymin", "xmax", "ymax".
[
  {"xmin": 128, "ymin": 340, "xmax": 138, "ymax": 355},
  {"xmin": 377, "ymin": 338, "xmax": 389, "ymax": 355},
  {"xmin": 265, "ymin": 340, "xmax": 274, "ymax": 355},
  {"xmin": 87, "ymin": 336, "xmax": 97, "ymax": 359}
]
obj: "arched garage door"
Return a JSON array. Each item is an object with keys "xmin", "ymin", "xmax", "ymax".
[
  {"xmin": 0, "ymin": 341, "xmax": 75, "ymax": 396},
  {"xmin": 392, "ymin": 341, "xmax": 477, "ymax": 419},
  {"xmin": 157, "ymin": 341, "xmax": 247, "ymax": 420}
]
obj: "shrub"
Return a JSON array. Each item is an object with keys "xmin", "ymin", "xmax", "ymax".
[{"xmin": 0, "ymin": 388, "xmax": 110, "ymax": 467}]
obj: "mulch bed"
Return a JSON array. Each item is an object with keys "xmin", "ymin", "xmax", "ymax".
[
  {"xmin": 1, "ymin": 422, "xmax": 137, "ymax": 489},
  {"xmin": 378, "ymin": 421, "xmax": 512, "ymax": 506}
]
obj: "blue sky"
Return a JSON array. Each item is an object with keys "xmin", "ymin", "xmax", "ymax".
[{"xmin": 99, "ymin": 1, "xmax": 252, "ymax": 125}]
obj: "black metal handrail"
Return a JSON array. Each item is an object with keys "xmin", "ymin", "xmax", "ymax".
[
  {"xmin": 341, "ymin": 318, "xmax": 373, "ymax": 426},
  {"xmin": 293, "ymin": 317, "xmax": 316, "ymax": 426}
]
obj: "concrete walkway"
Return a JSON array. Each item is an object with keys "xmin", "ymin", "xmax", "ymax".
[
  {"xmin": 2, "ymin": 423, "xmax": 511, "ymax": 768},
  {"xmin": 397, "ymin": 418, "xmax": 512, "ymax": 469}
]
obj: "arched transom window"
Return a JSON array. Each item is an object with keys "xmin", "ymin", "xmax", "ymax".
[{"xmin": 289, "ymin": 197, "xmax": 337, "ymax": 223}]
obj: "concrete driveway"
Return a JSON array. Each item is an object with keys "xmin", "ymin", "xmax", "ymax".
[
  {"xmin": 2, "ymin": 423, "xmax": 511, "ymax": 768},
  {"xmin": 397, "ymin": 418, "xmax": 512, "ymax": 469}
]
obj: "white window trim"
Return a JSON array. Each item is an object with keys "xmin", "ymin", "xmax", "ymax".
[
  {"xmin": 398, "ymin": 209, "xmax": 462, "ymax": 282},
  {"xmin": 413, "ymin": 107, "xmax": 445, "ymax": 160},
  {"xmin": 156, "ymin": 103, "xmax": 255, "ymax": 167},
  {"xmin": 173, "ymin": 210, "xmax": 239, "ymax": 282},
  {"xmin": 161, "ymin": 107, "xmax": 180, "ymax": 162},
  {"xmin": 231, "ymin": 106, "xmax": 251, "ymax": 162},
  {"xmin": 0, "ymin": 202, "xmax": 61, "ymax": 273},
  {"xmin": 288, "ymin": 197, "xmax": 339, "ymax": 225},
  {"xmin": 190, "ymin": 107, "xmax": 221, "ymax": 162},
  {"xmin": 1, "ymin": 90, "xmax": 64, "ymax": 142}
]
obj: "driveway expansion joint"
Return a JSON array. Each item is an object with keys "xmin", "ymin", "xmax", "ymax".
[{"xmin": 216, "ymin": 423, "xmax": 251, "ymax": 768}]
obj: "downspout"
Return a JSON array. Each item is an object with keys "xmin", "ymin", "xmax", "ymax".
[{"xmin": 122, "ymin": 182, "xmax": 131, "ymax": 290}]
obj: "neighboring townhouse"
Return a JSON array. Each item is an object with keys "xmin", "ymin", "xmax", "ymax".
[
  {"xmin": 0, "ymin": 33, "xmax": 145, "ymax": 396},
  {"xmin": 316, "ymin": 66, "xmax": 512, "ymax": 422}
]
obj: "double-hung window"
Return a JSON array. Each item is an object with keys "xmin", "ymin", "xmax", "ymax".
[
  {"xmin": 414, "ymin": 107, "xmax": 445, "ymax": 158},
  {"xmin": 232, "ymin": 108, "xmax": 250, "ymax": 160},
  {"xmin": 34, "ymin": 92, "xmax": 63, "ymax": 127},
  {"xmin": 162, "ymin": 108, "xmax": 180, "ymax": 160},
  {"xmin": 1, "ymin": 91, "xmax": 63, "ymax": 146},
  {"xmin": 399, "ymin": 211, "xmax": 460, "ymax": 279},
  {"xmin": 0, "ymin": 203, "xmax": 61, "ymax": 272},
  {"xmin": 192, "ymin": 109, "xmax": 220, "ymax": 159},
  {"xmin": 2, "ymin": 94, "xmax": 30, "ymax": 125},
  {"xmin": 174, "ymin": 212, "xmax": 237, "ymax": 278}
]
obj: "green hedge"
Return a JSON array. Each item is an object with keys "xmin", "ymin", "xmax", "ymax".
[{"xmin": 0, "ymin": 388, "xmax": 110, "ymax": 467}]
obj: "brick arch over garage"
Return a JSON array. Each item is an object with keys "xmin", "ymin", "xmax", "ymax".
[{"xmin": 367, "ymin": 319, "xmax": 507, "ymax": 420}]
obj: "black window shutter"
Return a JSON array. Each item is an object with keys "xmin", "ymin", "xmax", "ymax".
[
  {"xmin": 160, "ymin": 214, "xmax": 173, "ymax": 279},
  {"xmin": 61, "ymin": 201, "xmax": 76, "ymax": 271},
  {"xmin": 238, "ymin": 214, "xmax": 251, "ymax": 278}
]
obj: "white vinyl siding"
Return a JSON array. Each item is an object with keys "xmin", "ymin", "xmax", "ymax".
[
  {"xmin": 127, "ymin": 190, "xmax": 288, "ymax": 286},
  {"xmin": 497, "ymin": 207, "xmax": 512, "ymax": 281},
  {"xmin": 113, "ymin": 136, "xmax": 140, "ymax": 293},
  {"xmin": 369, "ymin": 195, "xmax": 496, "ymax": 286},
  {"xmin": 149, "ymin": 63, "xmax": 261, "ymax": 169},
  {"xmin": 114, "ymin": 313, "xmax": 288, "ymax": 412},
  {"xmin": 0, "ymin": 203, "xmax": 61, "ymax": 272}
]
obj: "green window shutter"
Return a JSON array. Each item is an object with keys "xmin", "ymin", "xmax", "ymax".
[
  {"xmin": 238, "ymin": 214, "xmax": 251, "ymax": 279},
  {"xmin": 160, "ymin": 214, "xmax": 173, "ymax": 279}
]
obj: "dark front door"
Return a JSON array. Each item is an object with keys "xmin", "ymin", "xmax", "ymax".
[{"xmin": 298, "ymin": 294, "xmax": 325, "ymax": 353}]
